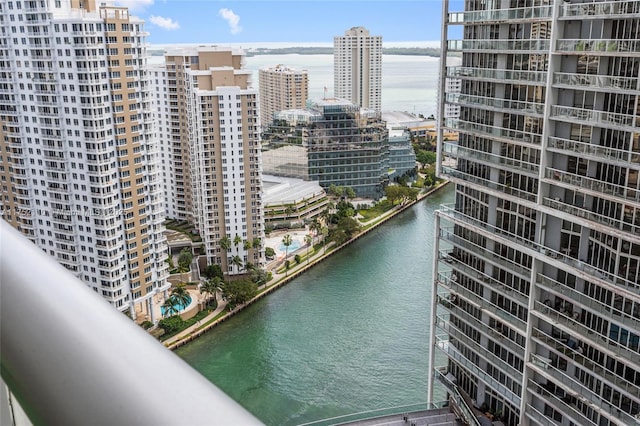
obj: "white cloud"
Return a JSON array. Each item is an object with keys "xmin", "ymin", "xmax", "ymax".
[
  {"xmin": 114, "ymin": 0, "xmax": 154, "ymax": 12},
  {"xmin": 149, "ymin": 15, "xmax": 180, "ymax": 30},
  {"xmin": 218, "ymin": 8, "xmax": 242, "ymax": 35}
]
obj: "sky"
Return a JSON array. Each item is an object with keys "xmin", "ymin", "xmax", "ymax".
[{"xmin": 114, "ymin": 0, "xmax": 448, "ymax": 46}]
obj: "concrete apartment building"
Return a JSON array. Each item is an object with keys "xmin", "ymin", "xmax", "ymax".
[
  {"xmin": 151, "ymin": 47, "xmax": 264, "ymax": 274},
  {"xmin": 0, "ymin": 0, "xmax": 169, "ymax": 321},
  {"xmin": 334, "ymin": 26, "xmax": 382, "ymax": 112},
  {"xmin": 430, "ymin": 1, "xmax": 640, "ymax": 425},
  {"xmin": 258, "ymin": 64, "xmax": 308, "ymax": 130}
]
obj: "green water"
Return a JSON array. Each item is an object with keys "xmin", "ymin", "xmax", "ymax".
[{"xmin": 177, "ymin": 185, "xmax": 455, "ymax": 425}]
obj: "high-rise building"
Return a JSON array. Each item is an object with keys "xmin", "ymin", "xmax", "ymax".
[
  {"xmin": 430, "ymin": 1, "xmax": 640, "ymax": 425},
  {"xmin": 262, "ymin": 98, "xmax": 389, "ymax": 199},
  {"xmin": 334, "ymin": 26, "xmax": 382, "ymax": 112},
  {"xmin": 0, "ymin": 0, "xmax": 169, "ymax": 320},
  {"xmin": 258, "ymin": 64, "xmax": 308, "ymax": 129},
  {"xmin": 151, "ymin": 47, "xmax": 264, "ymax": 274}
]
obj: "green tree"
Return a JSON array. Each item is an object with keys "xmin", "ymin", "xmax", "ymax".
[
  {"xmin": 344, "ymin": 186, "xmax": 356, "ymax": 199},
  {"xmin": 416, "ymin": 149, "xmax": 437, "ymax": 168},
  {"xmin": 202, "ymin": 264, "xmax": 223, "ymax": 281},
  {"xmin": 219, "ymin": 236, "xmax": 231, "ymax": 251},
  {"xmin": 177, "ymin": 248, "xmax": 193, "ymax": 271},
  {"xmin": 294, "ymin": 254, "xmax": 301, "ymax": 264},
  {"xmin": 282, "ymin": 234, "xmax": 293, "ymax": 276},
  {"xmin": 233, "ymin": 234, "xmax": 242, "ymax": 249},
  {"xmin": 170, "ymin": 283, "xmax": 191, "ymax": 310},
  {"xmin": 265, "ymin": 247, "xmax": 276, "ymax": 258},
  {"xmin": 200, "ymin": 277, "xmax": 223, "ymax": 308},
  {"xmin": 231, "ymin": 255, "xmax": 244, "ymax": 273},
  {"xmin": 222, "ymin": 279, "xmax": 258, "ymax": 308},
  {"xmin": 250, "ymin": 267, "xmax": 270, "ymax": 287},
  {"xmin": 384, "ymin": 185, "xmax": 402, "ymax": 205},
  {"xmin": 252, "ymin": 237, "xmax": 262, "ymax": 249},
  {"xmin": 243, "ymin": 240, "xmax": 252, "ymax": 251},
  {"xmin": 304, "ymin": 234, "xmax": 313, "ymax": 264},
  {"xmin": 337, "ymin": 216, "xmax": 360, "ymax": 238},
  {"xmin": 309, "ymin": 218, "xmax": 321, "ymax": 242},
  {"xmin": 162, "ymin": 297, "xmax": 179, "ymax": 318}
]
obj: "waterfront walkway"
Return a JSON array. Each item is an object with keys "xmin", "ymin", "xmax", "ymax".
[{"xmin": 164, "ymin": 181, "xmax": 449, "ymax": 350}]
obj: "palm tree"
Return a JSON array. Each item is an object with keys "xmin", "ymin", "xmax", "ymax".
[
  {"xmin": 200, "ymin": 277, "xmax": 223, "ymax": 308},
  {"xmin": 252, "ymin": 237, "xmax": 262, "ymax": 249},
  {"xmin": 171, "ymin": 283, "xmax": 191, "ymax": 311},
  {"xmin": 231, "ymin": 255, "xmax": 243, "ymax": 274},
  {"xmin": 304, "ymin": 234, "xmax": 313, "ymax": 264},
  {"xmin": 282, "ymin": 234, "xmax": 292, "ymax": 276},
  {"xmin": 162, "ymin": 296, "xmax": 179, "ymax": 317},
  {"xmin": 219, "ymin": 236, "xmax": 231, "ymax": 252},
  {"xmin": 309, "ymin": 218, "xmax": 320, "ymax": 243},
  {"xmin": 243, "ymin": 240, "xmax": 252, "ymax": 251},
  {"xmin": 233, "ymin": 234, "xmax": 242, "ymax": 250}
]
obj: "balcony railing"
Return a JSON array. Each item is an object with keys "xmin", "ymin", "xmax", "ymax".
[
  {"xmin": 557, "ymin": 39, "xmax": 640, "ymax": 55},
  {"xmin": 434, "ymin": 368, "xmax": 482, "ymax": 426},
  {"xmin": 550, "ymin": 105, "xmax": 638, "ymax": 129},
  {"xmin": 559, "ymin": 1, "xmax": 640, "ymax": 19},
  {"xmin": 443, "ymin": 142, "xmax": 539, "ymax": 176},
  {"xmin": 447, "ymin": 66, "xmax": 547, "ymax": 85},
  {"xmin": 0, "ymin": 223, "xmax": 263, "ymax": 426},
  {"xmin": 553, "ymin": 72, "xmax": 640, "ymax": 93},
  {"xmin": 547, "ymin": 136, "xmax": 640, "ymax": 166},
  {"xmin": 448, "ymin": 5, "xmax": 552, "ymax": 24},
  {"xmin": 545, "ymin": 167, "xmax": 640, "ymax": 204},
  {"xmin": 435, "ymin": 337, "xmax": 522, "ymax": 407},
  {"xmin": 444, "ymin": 118, "xmax": 542, "ymax": 146},
  {"xmin": 448, "ymin": 39, "xmax": 550, "ymax": 52}
]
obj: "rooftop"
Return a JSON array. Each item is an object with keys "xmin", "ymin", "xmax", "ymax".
[{"xmin": 263, "ymin": 175, "xmax": 326, "ymax": 206}]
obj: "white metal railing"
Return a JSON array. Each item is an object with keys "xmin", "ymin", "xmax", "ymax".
[{"xmin": 0, "ymin": 223, "xmax": 263, "ymax": 426}]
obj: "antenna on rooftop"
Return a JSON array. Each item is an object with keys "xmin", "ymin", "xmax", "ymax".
[{"xmin": 324, "ymin": 86, "xmax": 328, "ymax": 100}]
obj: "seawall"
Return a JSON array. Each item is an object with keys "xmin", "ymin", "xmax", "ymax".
[{"xmin": 168, "ymin": 181, "xmax": 450, "ymax": 350}]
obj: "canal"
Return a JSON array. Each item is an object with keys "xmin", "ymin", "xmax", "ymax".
[{"xmin": 176, "ymin": 184, "xmax": 455, "ymax": 425}]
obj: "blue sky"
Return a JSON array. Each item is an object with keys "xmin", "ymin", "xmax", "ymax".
[{"xmin": 116, "ymin": 1, "xmax": 447, "ymax": 45}]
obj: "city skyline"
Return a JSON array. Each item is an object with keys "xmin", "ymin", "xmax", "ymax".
[{"xmin": 115, "ymin": 0, "xmax": 450, "ymax": 44}]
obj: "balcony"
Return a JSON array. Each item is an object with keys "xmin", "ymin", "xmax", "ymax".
[
  {"xmin": 437, "ymin": 271, "xmax": 527, "ymax": 333},
  {"xmin": 448, "ymin": 39, "xmax": 550, "ymax": 53},
  {"xmin": 559, "ymin": 1, "xmax": 640, "ymax": 20},
  {"xmin": 532, "ymin": 301, "xmax": 640, "ymax": 370},
  {"xmin": 556, "ymin": 39, "xmax": 640, "ymax": 56},
  {"xmin": 550, "ymin": 105, "xmax": 637, "ymax": 130},
  {"xmin": 435, "ymin": 336, "xmax": 522, "ymax": 407},
  {"xmin": 545, "ymin": 167, "xmax": 640, "ymax": 204},
  {"xmin": 446, "ymin": 92, "xmax": 545, "ymax": 116},
  {"xmin": 448, "ymin": 5, "xmax": 552, "ymax": 24},
  {"xmin": 443, "ymin": 142, "xmax": 539, "ymax": 177},
  {"xmin": 438, "ymin": 255, "xmax": 530, "ymax": 307},
  {"xmin": 527, "ymin": 380, "xmax": 599, "ymax": 426},
  {"xmin": 536, "ymin": 273, "xmax": 640, "ymax": 342},
  {"xmin": 444, "ymin": 118, "xmax": 542, "ymax": 146},
  {"xmin": 542, "ymin": 197, "xmax": 640, "ymax": 242},
  {"xmin": 553, "ymin": 72, "xmax": 640, "ymax": 94},
  {"xmin": 439, "ymin": 228, "xmax": 531, "ymax": 282},
  {"xmin": 447, "ymin": 66, "xmax": 547, "ymax": 85},
  {"xmin": 531, "ymin": 326, "xmax": 640, "ymax": 403},
  {"xmin": 435, "ymin": 314, "xmax": 524, "ymax": 382},
  {"xmin": 547, "ymin": 136, "xmax": 640, "ymax": 167},
  {"xmin": 437, "ymin": 205, "xmax": 638, "ymax": 292},
  {"xmin": 441, "ymin": 166, "xmax": 537, "ymax": 203}
]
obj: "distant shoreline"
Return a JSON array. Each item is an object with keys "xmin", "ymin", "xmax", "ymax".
[{"xmin": 245, "ymin": 46, "xmax": 441, "ymax": 57}]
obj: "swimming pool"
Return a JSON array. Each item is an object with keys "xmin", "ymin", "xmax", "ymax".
[
  {"xmin": 278, "ymin": 239, "xmax": 301, "ymax": 253},
  {"xmin": 161, "ymin": 294, "xmax": 193, "ymax": 316}
]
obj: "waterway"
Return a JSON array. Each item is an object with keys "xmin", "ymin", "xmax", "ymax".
[{"xmin": 177, "ymin": 184, "xmax": 455, "ymax": 425}]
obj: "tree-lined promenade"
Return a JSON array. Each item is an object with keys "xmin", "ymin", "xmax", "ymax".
[{"xmin": 161, "ymin": 179, "xmax": 450, "ymax": 350}]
